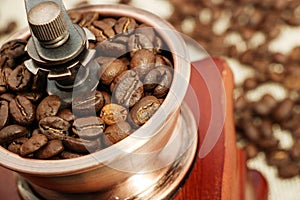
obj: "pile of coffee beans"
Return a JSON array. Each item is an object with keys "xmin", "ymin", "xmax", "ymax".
[
  {"xmin": 167, "ymin": 0, "xmax": 300, "ymax": 178},
  {"xmin": 0, "ymin": 11, "xmax": 173, "ymax": 159}
]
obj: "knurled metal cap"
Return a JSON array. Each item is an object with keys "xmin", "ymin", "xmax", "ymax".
[{"xmin": 28, "ymin": 1, "xmax": 69, "ymax": 48}]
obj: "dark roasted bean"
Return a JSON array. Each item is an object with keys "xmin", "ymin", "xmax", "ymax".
[
  {"xmin": 104, "ymin": 121, "xmax": 131, "ymax": 144},
  {"xmin": 112, "ymin": 70, "xmax": 144, "ymax": 107},
  {"xmin": 63, "ymin": 137, "xmax": 100, "ymax": 153},
  {"xmin": 143, "ymin": 66, "xmax": 173, "ymax": 98},
  {"xmin": 60, "ymin": 151, "xmax": 83, "ymax": 159},
  {"xmin": 9, "ymin": 95, "xmax": 35, "ymax": 125},
  {"xmin": 36, "ymin": 95, "xmax": 61, "ymax": 121},
  {"xmin": 7, "ymin": 64, "xmax": 32, "ymax": 92},
  {"xmin": 273, "ymin": 98, "xmax": 294, "ymax": 121},
  {"xmin": 267, "ymin": 150, "xmax": 291, "ymax": 167},
  {"xmin": 57, "ymin": 109, "xmax": 75, "ymax": 123},
  {"xmin": 98, "ymin": 58, "xmax": 128, "ymax": 85},
  {"xmin": 35, "ymin": 140, "xmax": 64, "ymax": 159},
  {"xmin": 72, "ymin": 91, "xmax": 104, "ymax": 116},
  {"xmin": 39, "ymin": 116, "xmax": 70, "ymax": 140},
  {"xmin": 114, "ymin": 17, "xmax": 136, "ymax": 35},
  {"xmin": 128, "ymin": 33, "xmax": 154, "ymax": 56},
  {"xmin": 0, "ymin": 68, "xmax": 12, "ymax": 94},
  {"xmin": 72, "ymin": 116, "xmax": 105, "ymax": 139},
  {"xmin": 0, "ymin": 125, "xmax": 29, "ymax": 145},
  {"xmin": 130, "ymin": 49, "xmax": 156, "ymax": 78},
  {"xmin": 278, "ymin": 163, "xmax": 300, "ymax": 179},
  {"xmin": 0, "ymin": 101, "xmax": 9, "ymax": 129},
  {"xmin": 130, "ymin": 96, "xmax": 160, "ymax": 126},
  {"xmin": 20, "ymin": 134, "xmax": 48, "ymax": 156}
]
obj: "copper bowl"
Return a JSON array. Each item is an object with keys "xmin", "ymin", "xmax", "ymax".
[{"xmin": 0, "ymin": 4, "xmax": 193, "ymax": 197}]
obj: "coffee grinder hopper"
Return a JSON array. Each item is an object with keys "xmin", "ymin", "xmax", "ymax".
[{"xmin": 24, "ymin": 0, "xmax": 98, "ymax": 104}]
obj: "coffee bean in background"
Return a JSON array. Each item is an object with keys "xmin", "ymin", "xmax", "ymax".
[
  {"xmin": 0, "ymin": 11, "xmax": 173, "ymax": 160},
  {"xmin": 166, "ymin": 0, "xmax": 300, "ymax": 179}
]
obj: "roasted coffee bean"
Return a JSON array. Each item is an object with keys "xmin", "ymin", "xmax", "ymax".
[
  {"xmin": 130, "ymin": 49, "xmax": 156, "ymax": 78},
  {"xmin": 290, "ymin": 140, "xmax": 300, "ymax": 160},
  {"xmin": 128, "ymin": 33, "xmax": 154, "ymax": 56},
  {"xmin": 36, "ymin": 95, "xmax": 61, "ymax": 121},
  {"xmin": 244, "ymin": 143, "xmax": 259, "ymax": 159},
  {"xmin": 114, "ymin": 17, "xmax": 136, "ymax": 35},
  {"xmin": 9, "ymin": 95, "xmax": 35, "ymax": 125},
  {"xmin": 0, "ymin": 39, "xmax": 27, "ymax": 61},
  {"xmin": 0, "ymin": 68, "xmax": 12, "ymax": 94},
  {"xmin": 20, "ymin": 134, "xmax": 48, "ymax": 156},
  {"xmin": 0, "ymin": 101, "xmax": 9, "ymax": 129},
  {"xmin": 97, "ymin": 41, "xmax": 127, "ymax": 57},
  {"xmin": 35, "ymin": 140, "xmax": 64, "ymax": 159},
  {"xmin": 89, "ymin": 25, "xmax": 109, "ymax": 42},
  {"xmin": 130, "ymin": 96, "xmax": 160, "ymax": 126},
  {"xmin": 93, "ymin": 20, "xmax": 115, "ymax": 39},
  {"xmin": 72, "ymin": 116, "xmax": 105, "ymax": 139},
  {"xmin": 273, "ymin": 98, "xmax": 294, "ymax": 121},
  {"xmin": 242, "ymin": 121, "xmax": 261, "ymax": 142},
  {"xmin": 60, "ymin": 151, "xmax": 83, "ymax": 159},
  {"xmin": 242, "ymin": 77, "xmax": 258, "ymax": 91},
  {"xmin": 0, "ymin": 93, "xmax": 15, "ymax": 102},
  {"xmin": 68, "ymin": 11, "xmax": 82, "ymax": 24},
  {"xmin": 7, "ymin": 136, "xmax": 28, "ymax": 154},
  {"xmin": 101, "ymin": 91, "xmax": 111, "ymax": 105},
  {"xmin": 21, "ymin": 92, "xmax": 43, "ymax": 103},
  {"xmin": 100, "ymin": 103, "xmax": 128, "ymax": 125},
  {"xmin": 57, "ymin": 109, "xmax": 75, "ymax": 123},
  {"xmin": 257, "ymin": 137, "xmax": 279, "ymax": 150},
  {"xmin": 0, "ymin": 125, "xmax": 29, "ymax": 144},
  {"xmin": 136, "ymin": 25, "xmax": 156, "ymax": 42},
  {"xmin": 98, "ymin": 58, "xmax": 128, "ymax": 85},
  {"xmin": 259, "ymin": 120, "xmax": 273, "ymax": 138},
  {"xmin": 8, "ymin": 142, "xmax": 22, "ymax": 155},
  {"xmin": 31, "ymin": 72, "xmax": 47, "ymax": 92},
  {"xmin": 79, "ymin": 12, "xmax": 99, "ymax": 27},
  {"xmin": 102, "ymin": 18, "xmax": 117, "ymax": 27},
  {"xmin": 112, "ymin": 70, "xmax": 144, "ymax": 107},
  {"xmin": 278, "ymin": 163, "xmax": 300, "ymax": 179},
  {"xmin": 267, "ymin": 150, "xmax": 291, "ymax": 167},
  {"xmin": 143, "ymin": 66, "xmax": 173, "ymax": 98},
  {"xmin": 39, "ymin": 116, "xmax": 70, "ymax": 140},
  {"xmin": 253, "ymin": 94, "xmax": 277, "ymax": 116},
  {"xmin": 104, "ymin": 121, "xmax": 131, "ymax": 144},
  {"xmin": 72, "ymin": 91, "xmax": 104, "ymax": 116},
  {"xmin": 7, "ymin": 64, "xmax": 32, "ymax": 92},
  {"xmin": 63, "ymin": 137, "xmax": 100, "ymax": 153}
]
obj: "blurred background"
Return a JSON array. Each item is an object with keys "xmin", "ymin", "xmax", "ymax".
[{"xmin": 1, "ymin": 0, "xmax": 300, "ymax": 199}]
